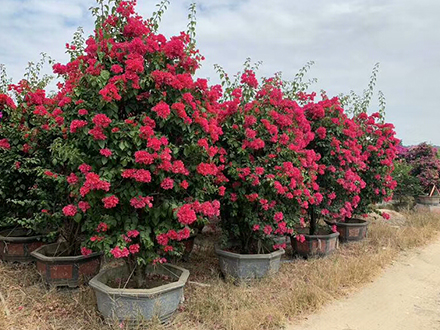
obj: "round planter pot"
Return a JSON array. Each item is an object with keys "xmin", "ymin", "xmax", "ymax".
[
  {"xmin": 291, "ymin": 231, "xmax": 339, "ymax": 258},
  {"xmin": 0, "ymin": 227, "xmax": 49, "ymax": 263},
  {"xmin": 417, "ymin": 195, "xmax": 440, "ymax": 206},
  {"xmin": 31, "ymin": 242, "xmax": 102, "ymax": 288},
  {"xmin": 89, "ymin": 264, "xmax": 189, "ymax": 324},
  {"xmin": 336, "ymin": 218, "xmax": 368, "ymax": 243},
  {"xmin": 215, "ymin": 244, "xmax": 285, "ymax": 280}
]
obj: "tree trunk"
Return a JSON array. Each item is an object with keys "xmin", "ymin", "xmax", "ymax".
[{"xmin": 309, "ymin": 207, "xmax": 317, "ymax": 236}]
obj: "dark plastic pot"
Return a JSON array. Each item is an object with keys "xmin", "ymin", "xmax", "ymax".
[
  {"xmin": 31, "ymin": 242, "xmax": 102, "ymax": 288},
  {"xmin": 335, "ymin": 218, "xmax": 368, "ymax": 243},
  {"xmin": 291, "ymin": 231, "xmax": 339, "ymax": 258},
  {"xmin": 0, "ymin": 227, "xmax": 48, "ymax": 262}
]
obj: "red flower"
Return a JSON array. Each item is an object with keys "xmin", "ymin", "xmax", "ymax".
[
  {"xmin": 161, "ymin": 178, "xmax": 174, "ymax": 190},
  {"xmin": 97, "ymin": 222, "xmax": 109, "ymax": 232},
  {"xmin": 81, "ymin": 247, "xmax": 92, "ymax": 256},
  {"xmin": 100, "ymin": 148, "xmax": 112, "ymax": 157},
  {"xmin": 78, "ymin": 163, "xmax": 92, "ymax": 174},
  {"xmin": 78, "ymin": 201, "xmax": 90, "ymax": 213},
  {"xmin": 180, "ymin": 180, "xmax": 189, "ymax": 189},
  {"xmin": 134, "ymin": 150, "xmax": 156, "ymax": 165},
  {"xmin": 129, "ymin": 244, "xmax": 140, "ymax": 254},
  {"xmin": 0, "ymin": 139, "xmax": 11, "ymax": 150},
  {"xmin": 127, "ymin": 230, "xmax": 140, "ymax": 238},
  {"xmin": 110, "ymin": 246, "xmax": 129, "ymax": 258},
  {"xmin": 133, "ymin": 169, "xmax": 151, "ymax": 183},
  {"xmin": 62, "ymin": 205, "xmax": 77, "ymax": 217},
  {"xmin": 102, "ymin": 195, "xmax": 119, "ymax": 208},
  {"xmin": 92, "ymin": 114, "xmax": 112, "ymax": 128},
  {"xmin": 67, "ymin": 173, "xmax": 79, "ymax": 185},
  {"xmin": 263, "ymin": 225, "xmax": 273, "ymax": 235},
  {"xmin": 196, "ymin": 163, "xmax": 218, "ymax": 176},
  {"xmin": 152, "ymin": 101, "xmax": 171, "ymax": 119},
  {"xmin": 70, "ymin": 120, "xmax": 88, "ymax": 133},
  {"xmin": 177, "ymin": 204, "xmax": 197, "ymax": 225}
]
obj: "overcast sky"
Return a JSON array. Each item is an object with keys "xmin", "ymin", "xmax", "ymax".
[{"xmin": 1, "ymin": 0, "xmax": 439, "ymax": 145}]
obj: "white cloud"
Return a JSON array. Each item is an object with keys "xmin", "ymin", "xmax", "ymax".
[{"xmin": 0, "ymin": 0, "xmax": 439, "ymax": 145}]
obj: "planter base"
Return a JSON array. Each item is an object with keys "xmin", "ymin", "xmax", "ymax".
[
  {"xmin": 0, "ymin": 228, "xmax": 48, "ymax": 263},
  {"xmin": 291, "ymin": 231, "xmax": 339, "ymax": 258},
  {"xmin": 414, "ymin": 203, "xmax": 440, "ymax": 214},
  {"xmin": 31, "ymin": 243, "xmax": 102, "ymax": 288},
  {"xmin": 416, "ymin": 195, "xmax": 440, "ymax": 206},
  {"xmin": 215, "ymin": 245, "xmax": 285, "ymax": 281},
  {"xmin": 336, "ymin": 219, "xmax": 368, "ymax": 243},
  {"xmin": 89, "ymin": 264, "xmax": 189, "ymax": 324}
]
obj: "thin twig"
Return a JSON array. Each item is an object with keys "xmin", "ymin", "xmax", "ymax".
[
  {"xmin": 188, "ymin": 281, "xmax": 211, "ymax": 288},
  {"xmin": 0, "ymin": 290, "xmax": 10, "ymax": 316}
]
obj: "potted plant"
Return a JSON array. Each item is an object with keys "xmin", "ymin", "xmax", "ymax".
[
  {"xmin": 48, "ymin": 0, "xmax": 221, "ymax": 322},
  {"xmin": 404, "ymin": 142, "xmax": 440, "ymax": 206},
  {"xmin": 0, "ymin": 59, "xmax": 60, "ymax": 262},
  {"xmin": 294, "ymin": 95, "xmax": 368, "ymax": 253},
  {"xmin": 213, "ymin": 67, "xmax": 319, "ymax": 278},
  {"xmin": 335, "ymin": 111, "xmax": 400, "ymax": 241}
]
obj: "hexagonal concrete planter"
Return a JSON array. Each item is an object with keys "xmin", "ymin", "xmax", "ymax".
[
  {"xmin": 89, "ymin": 264, "xmax": 189, "ymax": 324},
  {"xmin": 0, "ymin": 227, "xmax": 48, "ymax": 263},
  {"xmin": 215, "ymin": 245, "xmax": 285, "ymax": 281},
  {"xmin": 31, "ymin": 242, "xmax": 102, "ymax": 288},
  {"xmin": 417, "ymin": 195, "xmax": 440, "ymax": 205}
]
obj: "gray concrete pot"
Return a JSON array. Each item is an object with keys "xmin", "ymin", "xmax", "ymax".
[
  {"xmin": 89, "ymin": 264, "xmax": 189, "ymax": 324},
  {"xmin": 215, "ymin": 244, "xmax": 285, "ymax": 280},
  {"xmin": 417, "ymin": 195, "xmax": 440, "ymax": 205}
]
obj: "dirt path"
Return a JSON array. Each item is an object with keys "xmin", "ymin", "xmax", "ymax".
[{"xmin": 287, "ymin": 237, "xmax": 440, "ymax": 330}]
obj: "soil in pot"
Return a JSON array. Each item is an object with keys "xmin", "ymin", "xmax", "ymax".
[{"xmin": 108, "ymin": 273, "xmax": 177, "ymax": 289}]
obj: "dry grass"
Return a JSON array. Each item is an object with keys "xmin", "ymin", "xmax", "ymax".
[{"xmin": 1, "ymin": 210, "xmax": 440, "ymax": 330}]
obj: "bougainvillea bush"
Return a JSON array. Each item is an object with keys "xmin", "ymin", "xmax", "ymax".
[
  {"xmin": 215, "ymin": 71, "xmax": 320, "ymax": 253},
  {"xmin": 404, "ymin": 142, "xmax": 440, "ymax": 193},
  {"xmin": 354, "ymin": 112, "xmax": 398, "ymax": 217},
  {"xmin": 50, "ymin": 0, "xmax": 223, "ymax": 282},
  {"xmin": 300, "ymin": 94, "xmax": 367, "ymax": 232},
  {"xmin": 0, "ymin": 62, "xmax": 65, "ymax": 236}
]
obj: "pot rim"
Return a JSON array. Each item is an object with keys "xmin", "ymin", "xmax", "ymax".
[
  {"xmin": 215, "ymin": 244, "xmax": 285, "ymax": 260},
  {"xmin": 335, "ymin": 218, "xmax": 369, "ymax": 227},
  {"xmin": 89, "ymin": 264, "xmax": 189, "ymax": 297},
  {"xmin": 31, "ymin": 242, "xmax": 102, "ymax": 263},
  {"xmin": 0, "ymin": 227, "xmax": 47, "ymax": 242},
  {"xmin": 295, "ymin": 231, "xmax": 340, "ymax": 240}
]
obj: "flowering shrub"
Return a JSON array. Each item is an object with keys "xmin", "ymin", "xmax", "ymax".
[
  {"xmin": 50, "ymin": 1, "xmax": 222, "ymax": 278},
  {"xmin": 301, "ymin": 95, "xmax": 367, "ymax": 232},
  {"xmin": 215, "ymin": 71, "xmax": 320, "ymax": 253},
  {"xmin": 404, "ymin": 142, "xmax": 440, "ymax": 193},
  {"xmin": 0, "ymin": 59, "xmax": 64, "ymax": 235},
  {"xmin": 354, "ymin": 112, "xmax": 399, "ymax": 215}
]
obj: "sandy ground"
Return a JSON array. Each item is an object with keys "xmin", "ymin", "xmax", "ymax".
[{"xmin": 287, "ymin": 237, "xmax": 440, "ymax": 330}]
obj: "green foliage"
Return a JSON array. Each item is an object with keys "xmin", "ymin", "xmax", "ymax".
[{"xmin": 340, "ymin": 62, "xmax": 386, "ymax": 120}]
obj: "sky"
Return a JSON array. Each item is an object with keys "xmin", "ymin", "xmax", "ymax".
[{"xmin": 0, "ymin": 0, "xmax": 439, "ymax": 146}]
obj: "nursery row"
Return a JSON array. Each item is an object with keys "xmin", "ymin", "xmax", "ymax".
[{"xmin": 0, "ymin": 0, "xmax": 399, "ymax": 324}]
